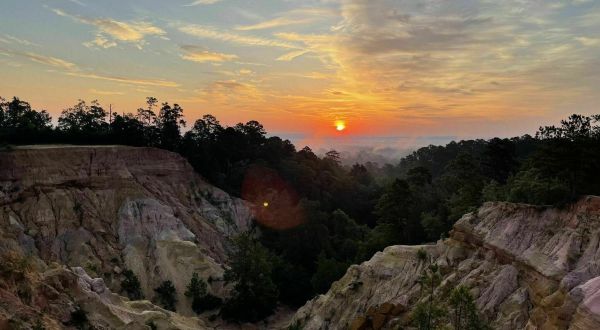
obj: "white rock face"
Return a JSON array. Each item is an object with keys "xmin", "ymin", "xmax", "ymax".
[
  {"xmin": 292, "ymin": 196, "xmax": 600, "ymax": 330},
  {"xmin": 0, "ymin": 146, "xmax": 253, "ymax": 321}
]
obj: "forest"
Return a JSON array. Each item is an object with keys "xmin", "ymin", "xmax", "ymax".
[{"xmin": 2, "ymin": 95, "xmax": 600, "ymax": 322}]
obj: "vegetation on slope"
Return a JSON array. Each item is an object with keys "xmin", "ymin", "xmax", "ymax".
[{"xmin": 2, "ymin": 95, "xmax": 599, "ymax": 322}]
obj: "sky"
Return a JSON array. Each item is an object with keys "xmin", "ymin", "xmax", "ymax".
[{"xmin": 1, "ymin": 0, "xmax": 599, "ymax": 152}]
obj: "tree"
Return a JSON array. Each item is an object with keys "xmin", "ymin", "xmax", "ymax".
[
  {"xmin": 310, "ymin": 253, "xmax": 349, "ymax": 293},
  {"xmin": 441, "ymin": 153, "xmax": 484, "ymax": 222},
  {"xmin": 221, "ymin": 233, "xmax": 278, "ymax": 322},
  {"xmin": 325, "ymin": 150, "xmax": 341, "ymax": 165},
  {"xmin": 0, "ymin": 97, "xmax": 52, "ymax": 144},
  {"xmin": 449, "ymin": 286, "xmax": 489, "ymax": 330},
  {"xmin": 58, "ymin": 100, "xmax": 108, "ymax": 135},
  {"xmin": 109, "ymin": 112, "xmax": 148, "ymax": 146},
  {"xmin": 137, "ymin": 97, "xmax": 158, "ymax": 127},
  {"xmin": 154, "ymin": 280, "xmax": 177, "ymax": 311},
  {"xmin": 506, "ymin": 168, "xmax": 569, "ymax": 205},
  {"xmin": 533, "ymin": 114, "xmax": 600, "ymax": 200},
  {"xmin": 481, "ymin": 138, "xmax": 517, "ymax": 184},
  {"xmin": 121, "ymin": 269, "xmax": 143, "ymax": 300},
  {"xmin": 413, "ymin": 264, "xmax": 446, "ymax": 330},
  {"xmin": 156, "ymin": 102, "xmax": 185, "ymax": 150},
  {"xmin": 185, "ymin": 273, "xmax": 222, "ymax": 314},
  {"xmin": 349, "ymin": 164, "xmax": 373, "ymax": 185},
  {"xmin": 374, "ymin": 179, "xmax": 423, "ymax": 244}
]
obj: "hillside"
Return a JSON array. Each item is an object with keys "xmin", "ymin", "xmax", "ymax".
[
  {"xmin": 292, "ymin": 196, "xmax": 600, "ymax": 330},
  {"xmin": 0, "ymin": 146, "xmax": 252, "ymax": 328}
]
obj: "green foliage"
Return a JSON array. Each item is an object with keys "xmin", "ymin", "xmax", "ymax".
[
  {"xmin": 374, "ymin": 179, "xmax": 423, "ymax": 244},
  {"xmin": 481, "ymin": 180, "xmax": 507, "ymax": 202},
  {"xmin": 420, "ymin": 212, "xmax": 446, "ymax": 241},
  {"xmin": 2, "ymin": 94, "xmax": 599, "ymax": 320},
  {"xmin": 197, "ymin": 294, "xmax": 223, "ymax": 312},
  {"xmin": 0, "ymin": 97, "xmax": 52, "ymax": 144},
  {"xmin": 413, "ymin": 264, "xmax": 447, "ymax": 330},
  {"xmin": 222, "ymin": 233, "xmax": 278, "ymax": 322},
  {"xmin": 154, "ymin": 280, "xmax": 177, "ymax": 311},
  {"xmin": 185, "ymin": 273, "xmax": 207, "ymax": 299},
  {"xmin": 413, "ymin": 301, "xmax": 448, "ymax": 330},
  {"xmin": 411, "ymin": 263, "xmax": 489, "ymax": 330},
  {"xmin": 416, "ymin": 248, "xmax": 428, "ymax": 262},
  {"xmin": 184, "ymin": 273, "xmax": 222, "ymax": 314},
  {"xmin": 121, "ymin": 269, "xmax": 144, "ymax": 300},
  {"xmin": 357, "ymin": 223, "xmax": 399, "ymax": 259},
  {"xmin": 506, "ymin": 168, "xmax": 570, "ymax": 205},
  {"xmin": 58, "ymin": 100, "xmax": 107, "ymax": 134},
  {"xmin": 449, "ymin": 286, "xmax": 489, "ymax": 330},
  {"xmin": 310, "ymin": 253, "xmax": 349, "ymax": 294}
]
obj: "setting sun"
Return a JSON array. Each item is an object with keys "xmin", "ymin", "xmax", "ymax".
[{"xmin": 335, "ymin": 121, "xmax": 346, "ymax": 132}]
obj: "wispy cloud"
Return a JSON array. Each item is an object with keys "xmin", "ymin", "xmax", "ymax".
[
  {"xmin": 67, "ymin": 0, "xmax": 87, "ymax": 6},
  {"xmin": 178, "ymin": 24, "xmax": 303, "ymax": 49},
  {"xmin": 1, "ymin": 48, "xmax": 179, "ymax": 87},
  {"xmin": 236, "ymin": 7, "xmax": 335, "ymax": 31},
  {"xmin": 276, "ymin": 49, "xmax": 310, "ymax": 61},
  {"xmin": 236, "ymin": 17, "xmax": 314, "ymax": 31},
  {"xmin": 0, "ymin": 34, "xmax": 40, "ymax": 47},
  {"xmin": 67, "ymin": 72, "xmax": 179, "ymax": 87},
  {"xmin": 180, "ymin": 45, "xmax": 238, "ymax": 63},
  {"xmin": 183, "ymin": 0, "xmax": 222, "ymax": 6},
  {"xmin": 89, "ymin": 89, "xmax": 125, "ymax": 95},
  {"xmin": 0, "ymin": 49, "xmax": 77, "ymax": 70},
  {"xmin": 51, "ymin": 8, "xmax": 165, "ymax": 48}
]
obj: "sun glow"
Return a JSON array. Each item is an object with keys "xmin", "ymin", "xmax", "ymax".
[{"xmin": 335, "ymin": 120, "xmax": 346, "ymax": 131}]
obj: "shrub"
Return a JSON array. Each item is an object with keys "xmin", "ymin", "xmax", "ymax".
[
  {"xmin": 506, "ymin": 168, "xmax": 570, "ymax": 205},
  {"xmin": 154, "ymin": 280, "xmax": 177, "ymax": 311},
  {"xmin": 68, "ymin": 306, "xmax": 89, "ymax": 330},
  {"xmin": 185, "ymin": 273, "xmax": 222, "ymax": 313},
  {"xmin": 121, "ymin": 269, "xmax": 144, "ymax": 300}
]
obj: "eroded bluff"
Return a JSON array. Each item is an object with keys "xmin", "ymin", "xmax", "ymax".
[
  {"xmin": 0, "ymin": 146, "xmax": 253, "ymax": 328},
  {"xmin": 292, "ymin": 196, "xmax": 600, "ymax": 330}
]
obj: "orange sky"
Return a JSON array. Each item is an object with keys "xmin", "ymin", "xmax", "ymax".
[{"xmin": 1, "ymin": 0, "xmax": 599, "ymax": 149}]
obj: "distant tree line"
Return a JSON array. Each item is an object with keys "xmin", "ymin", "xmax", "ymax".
[{"xmin": 2, "ymin": 96, "xmax": 599, "ymax": 322}]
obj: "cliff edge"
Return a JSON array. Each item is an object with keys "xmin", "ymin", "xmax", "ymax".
[
  {"xmin": 292, "ymin": 196, "xmax": 600, "ymax": 330},
  {"xmin": 0, "ymin": 146, "xmax": 253, "ymax": 328}
]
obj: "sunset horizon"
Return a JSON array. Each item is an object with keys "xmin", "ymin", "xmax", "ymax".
[{"xmin": 3, "ymin": 0, "xmax": 599, "ymax": 151}]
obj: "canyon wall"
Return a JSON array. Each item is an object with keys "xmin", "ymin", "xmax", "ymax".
[
  {"xmin": 0, "ymin": 146, "xmax": 253, "ymax": 328},
  {"xmin": 292, "ymin": 196, "xmax": 600, "ymax": 330}
]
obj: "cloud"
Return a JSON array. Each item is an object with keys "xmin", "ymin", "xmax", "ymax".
[
  {"xmin": 0, "ymin": 49, "xmax": 77, "ymax": 70},
  {"xmin": 180, "ymin": 45, "xmax": 238, "ymax": 63},
  {"xmin": 199, "ymin": 79, "xmax": 263, "ymax": 102},
  {"xmin": 236, "ymin": 17, "xmax": 314, "ymax": 31},
  {"xmin": 178, "ymin": 24, "xmax": 303, "ymax": 49},
  {"xmin": 67, "ymin": 0, "xmax": 87, "ymax": 6},
  {"xmin": 51, "ymin": 8, "xmax": 165, "ymax": 48},
  {"xmin": 576, "ymin": 37, "xmax": 600, "ymax": 46},
  {"xmin": 235, "ymin": 7, "xmax": 336, "ymax": 31},
  {"xmin": 0, "ymin": 34, "xmax": 40, "ymax": 47},
  {"xmin": 276, "ymin": 49, "xmax": 310, "ymax": 61},
  {"xmin": 258, "ymin": 0, "xmax": 600, "ymax": 125},
  {"xmin": 68, "ymin": 72, "xmax": 179, "ymax": 87},
  {"xmin": 89, "ymin": 89, "xmax": 125, "ymax": 95},
  {"xmin": 1, "ymin": 48, "xmax": 179, "ymax": 87},
  {"xmin": 184, "ymin": 0, "xmax": 221, "ymax": 6}
]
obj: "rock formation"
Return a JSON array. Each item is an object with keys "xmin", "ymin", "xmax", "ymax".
[
  {"xmin": 292, "ymin": 196, "xmax": 600, "ymax": 330},
  {"xmin": 0, "ymin": 146, "xmax": 253, "ymax": 328}
]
